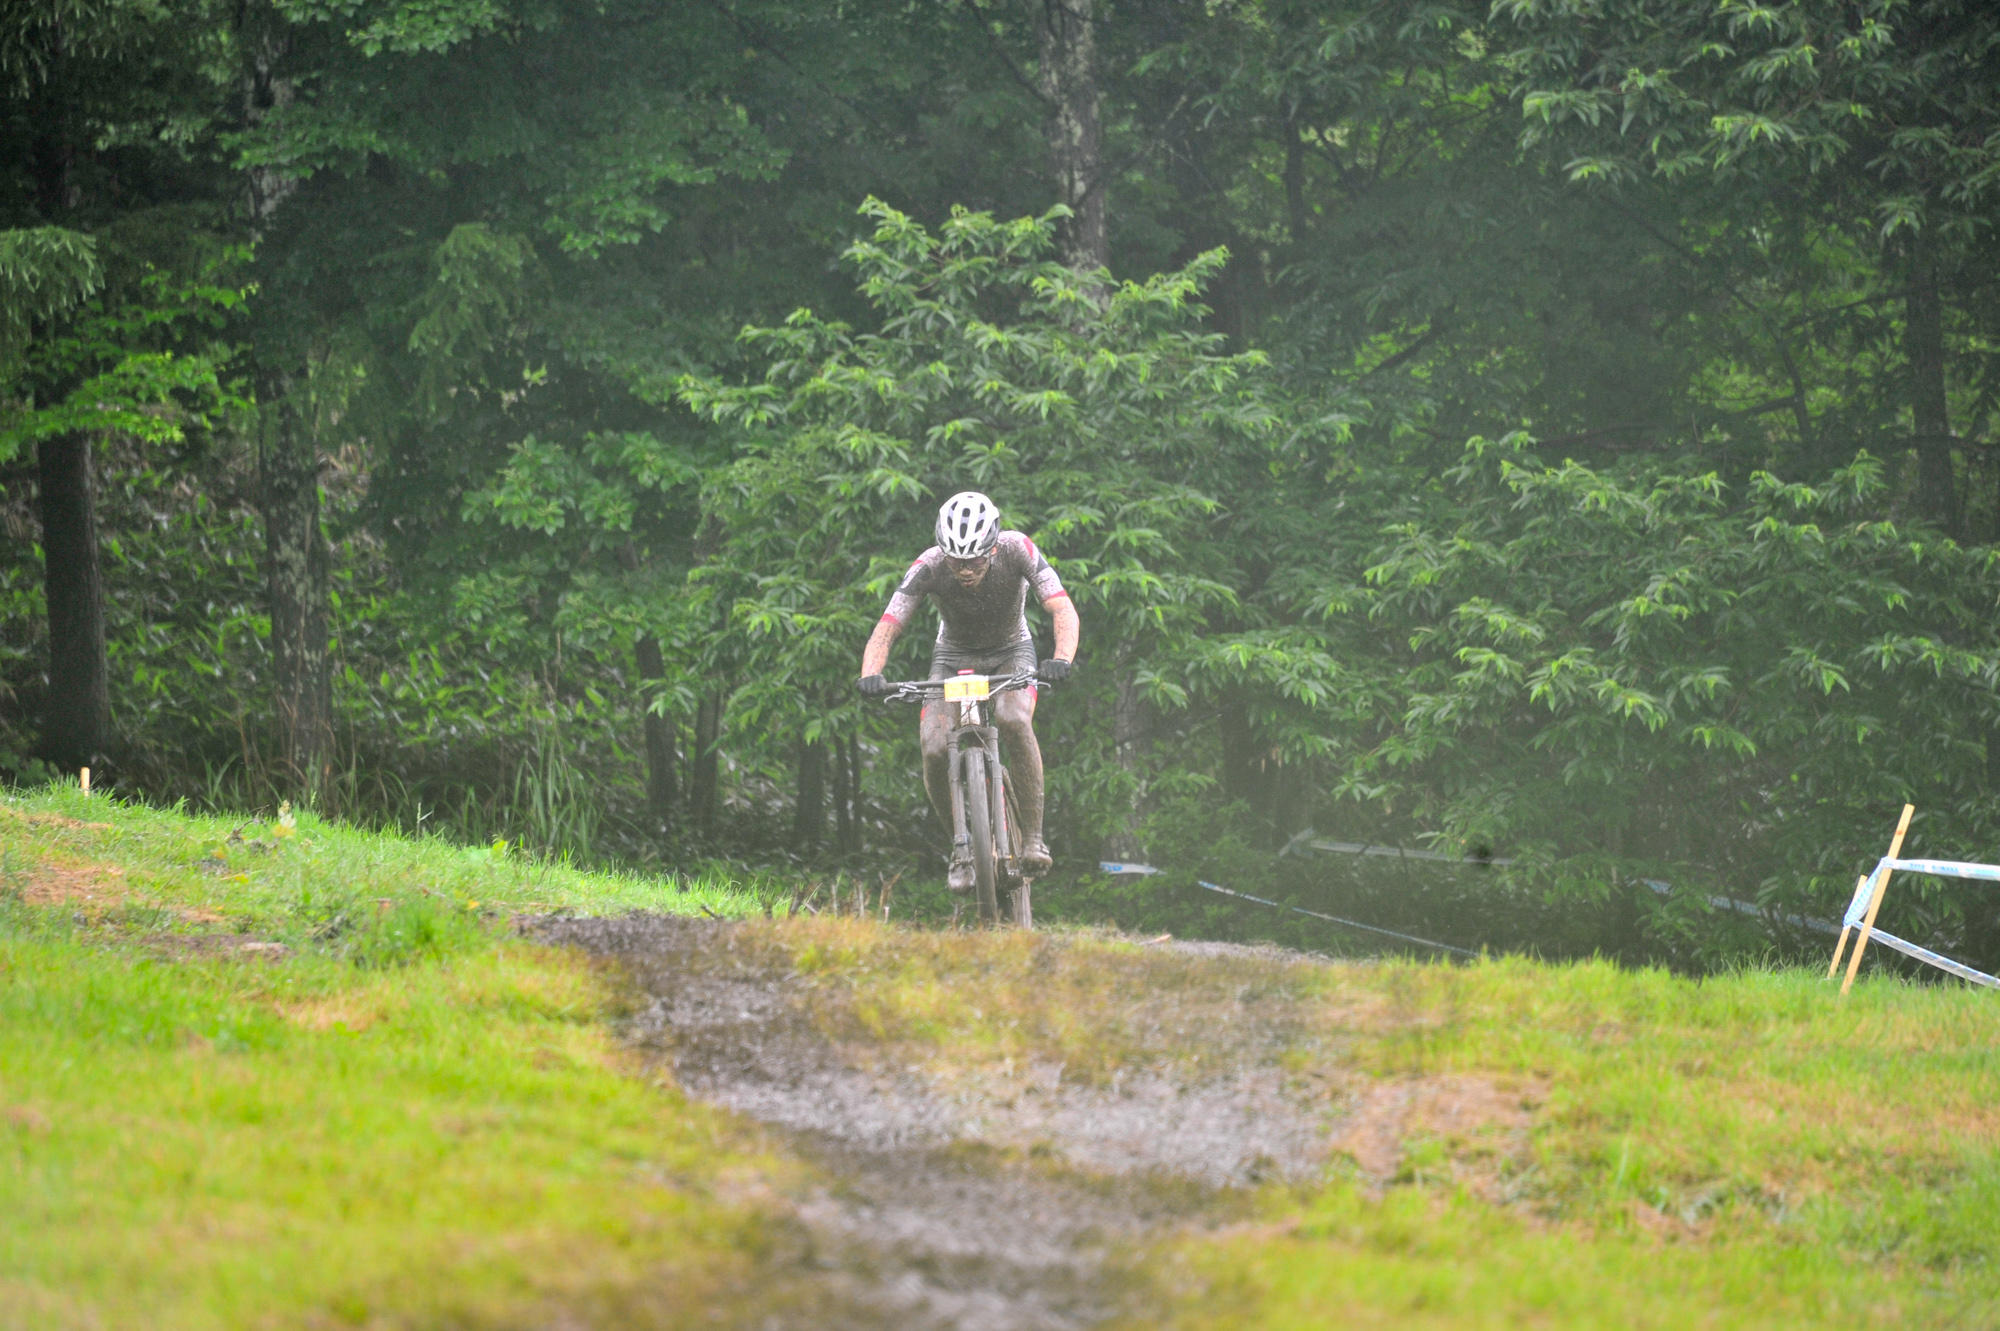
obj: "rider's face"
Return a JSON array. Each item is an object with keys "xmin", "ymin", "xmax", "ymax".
[{"xmin": 948, "ymin": 553, "xmax": 992, "ymax": 588}]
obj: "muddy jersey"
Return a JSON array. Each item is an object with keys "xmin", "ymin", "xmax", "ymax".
[{"xmin": 881, "ymin": 531, "xmax": 1068, "ymax": 652}]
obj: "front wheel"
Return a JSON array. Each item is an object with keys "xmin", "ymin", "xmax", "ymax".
[
  {"xmin": 998, "ymin": 769, "xmax": 1031, "ymax": 929},
  {"xmin": 963, "ymin": 752, "xmax": 1000, "ymax": 923}
]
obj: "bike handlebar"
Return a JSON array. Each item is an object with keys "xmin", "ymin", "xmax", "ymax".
[{"xmin": 874, "ymin": 669, "xmax": 1044, "ymax": 704}]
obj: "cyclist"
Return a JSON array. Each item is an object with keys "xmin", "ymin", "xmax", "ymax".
[{"xmin": 857, "ymin": 491, "xmax": 1079, "ymax": 891}]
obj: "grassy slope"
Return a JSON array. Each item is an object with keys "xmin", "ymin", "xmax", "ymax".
[
  {"xmin": 1, "ymin": 786, "xmax": 785, "ymax": 1330},
  {"xmin": 750, "ymin": 918, "xmax": 2000, "ymax": 1327},
  {"xmin": 5, "ymin": 786, "xmax": 1999, "ymax": 1328},
  {"xmin": 1155, "ymin": 959, "xmax": 2000, "ymax": 1328}
]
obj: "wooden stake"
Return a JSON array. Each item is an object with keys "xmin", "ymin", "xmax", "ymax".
[
  {"xmin": 1842, "ymin": 803, "xmax": 1915, "ymax": 995},
  {"xmin": 1827, "ymin": 875, "xmax": 1868, "ymax": 977},
  {"xmin": 80, "ymin": 767, "xmax": 90, "ymax": 796}
]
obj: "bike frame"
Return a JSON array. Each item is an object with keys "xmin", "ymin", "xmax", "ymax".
[{"xmin": 880, "ymin": 669, "xmax": 1039, "ymax": 927}]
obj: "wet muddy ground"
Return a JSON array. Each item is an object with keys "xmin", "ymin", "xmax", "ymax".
[{"xmin": 530, "ymin": 914, "xmax": 1356, "ymax": 1330}]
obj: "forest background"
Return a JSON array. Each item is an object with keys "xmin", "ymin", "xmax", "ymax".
[{"xmin": 4, "ymin": 0, "xmax": 1998, "ymax": 970}]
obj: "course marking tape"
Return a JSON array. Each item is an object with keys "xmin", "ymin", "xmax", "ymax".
[
  {"xmin": 1860, "ymin": 928, "xmax": 2000, "ymax": 990},
  {"xmin": 1295, "ymin": 837, "xmax": 1515, "ymax": 867},
  {"xmin": 1641, "ymin": 878, "xmax": 1840, "ymax": 937},
  {"xmin": 1288, "ymin": 831, "xmax": 1841, "ymax": 937},
  {"xmin": 1099, "ymin": 861, "xmax": 1480, "ymax": 959},
  {"xmin": 1834, "ymin": 837, "xmax": 2000, "ymax": 991},
  {"xmin": 1881, "ymin": 857, "xmax": 2000, "ymax": 883}
]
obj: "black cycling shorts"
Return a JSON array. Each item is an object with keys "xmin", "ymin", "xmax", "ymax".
[{"xmin": 928, "ymin": 634, "xmax": 1037, "ymax": 680}]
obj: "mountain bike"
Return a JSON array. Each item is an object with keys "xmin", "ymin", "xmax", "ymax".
[{"xmin": 876, "ymin": 668, "xmax": 1043, "ymax": 928}]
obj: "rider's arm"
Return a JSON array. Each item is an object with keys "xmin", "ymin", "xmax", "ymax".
[
  {"xmin": 1044, "ymin": 592, "xmax": 1079, "ymax": 662},
  {"xmin": 863, "ymin": 554, "xmax": 933, "ymax": 678},
  {"xmin": 860, "ymin": 614, "xmax": 901, "ymax": 677},
  {"xmin": 1016, "ymin": 535, "xmax": 1077, "ymax": 663}
]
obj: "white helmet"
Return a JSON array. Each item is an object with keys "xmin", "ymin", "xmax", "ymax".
[{"xmin": 935, "ymin": 491, "xmax": 1001, "ymax": 558}]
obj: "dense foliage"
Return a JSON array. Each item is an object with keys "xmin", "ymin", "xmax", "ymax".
[{"xmin": 4, "ymin": 0, "xmax": 1998, "ymax": 966}]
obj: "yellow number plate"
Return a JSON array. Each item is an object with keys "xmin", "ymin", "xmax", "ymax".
[{"xmin": 942, "ymin": 675, "xmax": 992, "ymax": 701}]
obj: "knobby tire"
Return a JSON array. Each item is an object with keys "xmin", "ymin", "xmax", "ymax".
[
  {"xmin": 964, "ymin": 752, "xmax": 1000, "ymax": 923},
  {"xmin": 999, "ymin": 769, "xmax": 1031, "ymax": 929}
]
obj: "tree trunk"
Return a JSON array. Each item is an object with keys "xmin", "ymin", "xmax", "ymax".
[
  {"xmin": 241, "ymin": 15, "xmax": 297, "ymax": 228},
  {"xmin": 833, "ymin": 734, "xmax": 858, "ymax": 855},
  {"xmin": 1907, "ymin": 229, "xmax": 1960, "ymax": 537},
  {"xmin": 793, "ymin": 738, "xmax": 827, "ymax": 852},
  {"xmin": 37, "ymin": 432, "xmax": 109, "ymax": 773},
  {"xmin": 1037, "ymin": 0, "xmax": 1136, "ymax": 858},
  {"xmin": 241, "ymin": 18, "xmax": 329, "ymax": 798},
  {"xmin": 1102, "ymin": 644, "xmax": 1150, "ymax": 862},
  {"xmin": 1218, "ymin": 696, "xmax": 1255, "ymax": 801},
  {"xmin": 28, "ymin": 20, "xmax": 104, "ymax": 776},
  {"xmin": 1219, "ymin": 694, "xmax": 1278, "ymax": 844},
  {"xmin": 848, "ymin": 735, "xmax": 864, "ymax": 854},
  {"xmin": 259, "ymin": 397, "xmax": 333, "ymax": 797},
  {"xmin": 635, "ymin": 633, "xmax": 677, "ymax": 838},
  {"xmin": 1283, "ymin": 105, "xmax": 1308, "ymax": 246},
  {"xmin": 692, "ymin": 691, "xmax": 722, "ymax": 834},
  {"xmin": 1036, "ymin": 0, "xmax": 1107, "ymax": 276}
]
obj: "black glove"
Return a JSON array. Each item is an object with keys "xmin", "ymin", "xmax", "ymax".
[
  {"xmin": 1038, "ymin": 658, "xmax": 1072, "ymax": 685},
  {"xmin": 857, "ymin": 673, "xmax": 892, "ymax": 698}
]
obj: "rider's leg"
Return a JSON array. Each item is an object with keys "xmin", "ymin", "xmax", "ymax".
[
  {"xmin": 919, "ymin": 703, "xmax": 952, "ymax": 828},
  {"xmin": 995, "ymin": 689, "xmax": 1050, "ymax": 870}
]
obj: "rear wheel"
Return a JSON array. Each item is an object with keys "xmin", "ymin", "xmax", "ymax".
[{"xmin": 964, "ymin": 752, "xmax": 1000, "ymax": 923}]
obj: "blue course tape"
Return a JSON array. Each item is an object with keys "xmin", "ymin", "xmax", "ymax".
[
  {"xmin": 1643, "ymin": 878, "xmax": 1841, "ymax": 937},
  {"xmin": 1842, "ymin": 868, "xmax": 1883, "ymax": 928},
  {"xmin": 1099, "ymin": 861, "xmax": 1481, "ymax": 959},
  {"xmin": 1846, "ymin": 857, "xmax": 2000, "ymax": 928},
  {"xmin": 1862, "ymin": 929, "xmax": 2000, "ymax": 990},
  {"xmin": 1884, "ymin": 857, "xmax": 2000, "ymax": 882}
]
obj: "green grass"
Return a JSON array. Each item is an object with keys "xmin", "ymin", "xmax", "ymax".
[
  {"xmin": 738, "ymin": 918, "xmax": 2000, "ymax": 1328},
  {"xmin": 6, "ymin": 784, "xmax": 2000, "ymax": 1328},
  {"xmin": 0, "ymin": 782, "xmax": 765, "ymax": 935},
  {"xmin": 0, "ymin": 784, "xmax": 788, "ymax": 1330},
  {"xmin": 1139, "ymin": 957, "xmax": 2000, "ymax": 1328}
]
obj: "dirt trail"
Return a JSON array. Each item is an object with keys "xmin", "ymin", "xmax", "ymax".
[{"xmin": 532, "ymin": 915, "xmax": 1350, "ymax": 1330}]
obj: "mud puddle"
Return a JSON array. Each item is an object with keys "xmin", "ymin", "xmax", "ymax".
[{"xmin": 532, "ymin": 914, "xmax": 1347, "ymax": 1329}]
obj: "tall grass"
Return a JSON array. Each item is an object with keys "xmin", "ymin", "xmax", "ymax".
[
  {"xmin": 186, "ymin": 728, "xmax": 611, "ymax": 870},
  {"xmin": 508, "ymin": 727, "xmax": 602, "ymax": 860}
]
